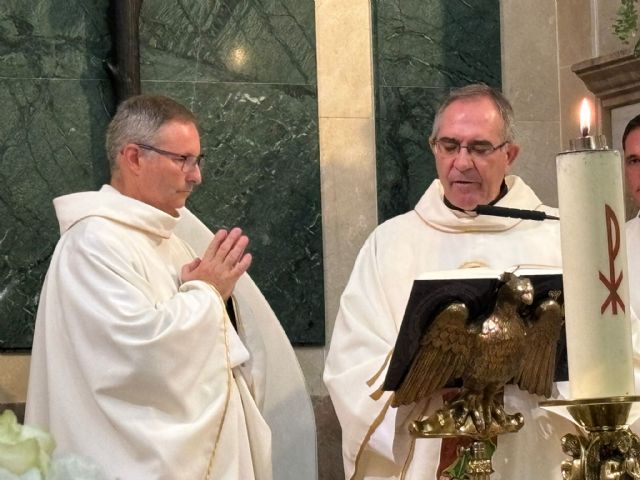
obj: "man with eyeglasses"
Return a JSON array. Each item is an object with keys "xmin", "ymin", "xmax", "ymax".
[
  {"xmin": 325, "ymin": 84, "xmax": 570, "ymax": 479},
  {"xmin": 25, "ymin": 95, "xmax": 314, "ymax": 479}
]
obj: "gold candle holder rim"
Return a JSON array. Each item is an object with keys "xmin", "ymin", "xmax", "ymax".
[
  {"xmin": 540, "ymin": 395, "xmax": 640, "ymax": 408},
  {"xmin": 540, "ymin": 395, "xmax": 640, "ymax": 431}
]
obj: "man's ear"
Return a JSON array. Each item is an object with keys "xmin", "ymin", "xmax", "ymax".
[
  {"xmin": 120, "ymin": 144, "xmax": 143, "ymax": 175},
  {"xmin": 505, "ymin": 143, "xmax": 520, "ymax": 168}
]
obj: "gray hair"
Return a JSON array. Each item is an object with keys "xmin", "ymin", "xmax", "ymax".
[
  {"xmin": 429, "ymin": 84, "xmax": 516, "ymax": 144},
  {"xmin": 106, "ymin": 95, "xmax": 198, "ymax": 171}
]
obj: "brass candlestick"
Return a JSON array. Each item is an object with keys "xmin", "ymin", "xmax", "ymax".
[{"xmin": 540, "ymin": 396, "xmax": 640, "ymax": 479}]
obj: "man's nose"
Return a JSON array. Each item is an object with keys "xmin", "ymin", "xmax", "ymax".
[
  {"xmin": 453, "ymin": 148, "xmax": 475, "ymax": 171},
  {"xmin": 186, "ymin": 164, "xmax": 202, "ymax": 185}
]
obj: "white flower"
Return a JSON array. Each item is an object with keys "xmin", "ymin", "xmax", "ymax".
[{"xmin": 0, "ymin": 410, "xmax": 54, "ymax": 476}]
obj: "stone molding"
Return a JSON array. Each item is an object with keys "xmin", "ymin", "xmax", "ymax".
[{"xmin": 573, "ymin": 48, "xmax": 640, "ymax": 110}]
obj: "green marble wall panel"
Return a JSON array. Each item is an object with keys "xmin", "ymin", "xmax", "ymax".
[
  {"xmin": 0, "ymin": 79, "xmax": 113, "ymax": 349},
  {"xmin": 193, "ymin": 83, "xmax": 322, "ymax": 344},
  {"xmin": 0, "ymin": 0, "xmax": 111, "ymax": 79},
  {"xmin": 140, "ymin": 0, "xmax": 316, "ymax": 84},
  {"xmin": 0, "ymin": 0, "xmax": 323, "ymax": 348},
  {"xmin": 374, "ymin": 0, "xmax": 501, "ymax": 221}
]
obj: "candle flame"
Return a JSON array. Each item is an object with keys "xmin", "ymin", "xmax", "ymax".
[{"xmin": 579, "ymin": 98, "xmax": 591, "ymax": 137}]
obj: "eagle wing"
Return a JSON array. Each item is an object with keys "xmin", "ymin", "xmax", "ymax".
[
  {"xmin": 393, "ymin": 301, "xmax": 471, "ymax": 406},
  {"xmin": 514, "ymin": 296, "xmax": 563, "ymax": 397}
]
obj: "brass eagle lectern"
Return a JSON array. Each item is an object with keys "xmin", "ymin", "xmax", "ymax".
[{"xmin": 383, "ymin": 271, "xmax": 565, "ymax": 479}]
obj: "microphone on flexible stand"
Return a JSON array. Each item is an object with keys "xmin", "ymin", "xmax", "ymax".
[{"xmin": 474, "ymin": 204, "xmax": 559, "ymax": 221}]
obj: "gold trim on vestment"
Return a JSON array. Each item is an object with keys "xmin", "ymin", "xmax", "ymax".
[
  {"xmin": 204, "ymin": 285, "xmax": 233, "ymax": 480},
  {"xmin": 367, "ymin": 349, "xmax": 394, "ymax": 388},
  {"xmin": 368, "ymin": 350, "xmax": 394, "ymax": 401},
  {"xmin": 400, "ymin": 399, "xmax": 432, "ymax": 479},
  {"xmin": 351, "ymin": 394, "xmax": 395, "ymax": 480}
]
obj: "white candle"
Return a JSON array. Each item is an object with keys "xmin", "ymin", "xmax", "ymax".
[{"xmin": 556, "ymin": 99, "xmax": 634, "ymax": 399}]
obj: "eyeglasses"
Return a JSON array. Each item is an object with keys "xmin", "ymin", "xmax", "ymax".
[
  {"xmin": 431, "ymin": 138, "xmax": 509, "ymax": 158},
  {"xmin": 136, "ymin": 143, "xmax": 204, "ymax": 172}
]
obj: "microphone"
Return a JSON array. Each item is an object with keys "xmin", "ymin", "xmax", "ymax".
[{"xmin": 474, "ymin": 204, "xmax": 559, "ymax": 221}]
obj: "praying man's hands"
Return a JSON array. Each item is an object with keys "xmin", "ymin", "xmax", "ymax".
[{"xmin": 181, "ymin": 227, "xmax": 252, "ymax": 300}]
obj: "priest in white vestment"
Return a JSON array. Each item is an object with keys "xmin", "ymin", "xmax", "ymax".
[
  {"xmin": 324, "ymin": 84, "xmax": 575, "ymax": 479},
  {"xmin": 26, "ymin": 95, "xmax": 316, "ymax": 480},
  {"xmin": 623, "ymin": 114, "xmax": 640, "ymax": 391}
]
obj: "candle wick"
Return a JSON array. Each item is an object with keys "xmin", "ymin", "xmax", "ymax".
[{"xmin": 581, "ymin": 127, "xmax": 589, "ymax": 137}]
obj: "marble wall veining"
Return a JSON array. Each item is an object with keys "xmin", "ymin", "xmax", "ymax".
[
  {"xmin": 187, "ymin": 83, "xmax": 323, "ymax": 344},
  {"xmin": 140, "ymin": 0, "xmax": 316, "ymax": 84},
  {"xmin": 0, "ymin": 0, "xmax": 324, "ymax": 351},
  {"xmin": 0, "ymin": 0, "xmax": 112, "ymax": 80},
  {"xmin": 0, "ymin": 80, "xmax": 113, "ymax": 349},
  {"xmin": 373, "ymin": 0, "xmax": 502, "ymax": 221},
  {"xmin": 0, "ymin": 0, "xmax": 113, "ymax": 349}
]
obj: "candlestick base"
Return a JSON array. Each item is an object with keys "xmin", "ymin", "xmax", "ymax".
[{"xmin": 540, "ymin": 396, "xmax": 640, "ymax": 479}]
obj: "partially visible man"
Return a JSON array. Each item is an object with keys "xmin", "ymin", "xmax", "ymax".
[
  {"xmin": 624, "ymin": 114, "xmax": 640, "ymax": 209},
  {"xmin": 324, "ymin": 84, "xmax": 572, "ymax": 479},
  {"xmin": 624, "ymin": 114, "xmax": 640, "ymax": 359},
  {"xmin": 25, "ymin": 95, "xmax": 315, "ymax": 480}
]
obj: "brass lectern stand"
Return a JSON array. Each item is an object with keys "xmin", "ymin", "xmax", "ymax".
[
  {"xmin": 382, "ymin": 271, "xmax": 566, "ymax": 479},
  {"xmin": 410, "ymin": 409, "xmax": 519, "ymax": 479}
]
